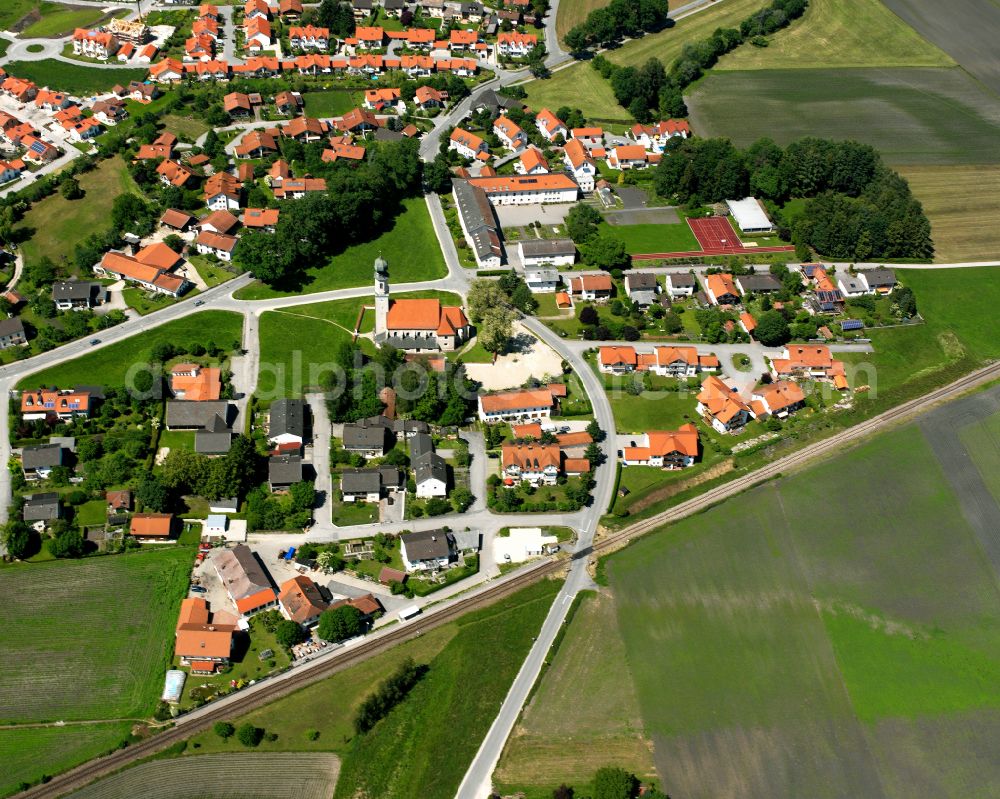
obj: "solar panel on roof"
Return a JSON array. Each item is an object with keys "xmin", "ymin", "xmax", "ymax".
[
  {"xmin": 817, "ymin": 290, "xmax": 842, "ymax": 304},
  {"xmin": 840, "ymin": 319, "xmax": 864, "ymax": 331}
]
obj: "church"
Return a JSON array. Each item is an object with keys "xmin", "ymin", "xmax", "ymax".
[{"xmin": 373, "ymin": 256, "xmax": 471, "ymax": 352}]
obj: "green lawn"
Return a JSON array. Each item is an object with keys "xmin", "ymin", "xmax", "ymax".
[
  {"xmin": 15, "ymin": 156, "xmax": 137, "ymax": 275},
  {"xmin": 607, "ymin": 386, "xmax": 696, "ymax": 434},
  {"xmin": 21, "ymin": 3, "xmax": 121, "ymax": 37},
  {"xmin": 187, "ymin": 255, "xmax": 239, "ymax": 288},
  {"xmin": 0, "ymin": 723, "xmax": 133, "ymax": 799},
  {"xmin": 523, "ymin": 63, "xmax": 630, "ymax": 123},
  {"xmin": 597, "ymin": 221, "xmax": 699, "ymax": 254},
  {"xmin": 75, "ymin": 499, "xmax": 107, "ymax": 527},
  {"xmin": 122, "ymin": 286, "xmax": 188, "ymax": 316},
  {"xmin": 235, "ymin": 197, "xmax": 447, "ymax": 300},
  {"xmin": 157, "ymin": 430, "xmax": 195, "ymax": 453},
  {"xmin": 302, "ymin": 90, "xmax": 361, "ymax": 117},
  {"xmin": 19, "ymin": 311, "xmax": 244, "ymax": 389},
  {"xmin": 257, "ymin": 292, "xmax": 459, "ymax": 398},
  {"xmin": 605, "ymin": 422, "xmax": 1000, "ymax": 798},
  {"xmin": 160, "ymin": 113, "xmax": 211, "ymax": 142},
  {"xmin": 687, "ymin": 67, "xmax": 1000, "ymax": 166},
  {"xmin": 718, "ymin": 0, "xmax": 953, "ymax": 70},
  {"xmin": 332, "ymin": 498, "xmax": 380, "ymax": 526},
  {"xmin": 0, "ymin": 548, "xmax": 193, "ymax": 724},
  {"xmin": 3, "ymin": 60, "xmax": 148, "ymax": 96}
]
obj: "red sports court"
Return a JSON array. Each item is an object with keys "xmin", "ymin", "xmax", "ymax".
[{"xmin": 631, "ymin": 216, "xmax": 796, "ymax": 261}]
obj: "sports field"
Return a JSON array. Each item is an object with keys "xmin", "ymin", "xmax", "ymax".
[
  {"xmin": 0, "ymin": 548, "xmax": 193, "ymax": 723},
  {"xmin": 495, "ymin": 591, "xmax": 656, "ymax": 795},
  {"xmin": 602, "ymin": 416, "xmax": 1000, "ymax": 799},
  {"xmin": 596, "ymin": 220, "xmax": 698, "ymax": 254},
  {"xmin": 66, "ymin": 753, "xmax": 341, "ymax": 799},
  {"xmin": 718, "ymin": 0, "xmax": 952, "ymax": 70},
  {"xmin": 687, "ymin": 67, "xmax": 1000, "ymax": 166},
  {"xmin": 234, "ymin": 197, "xmax": 446, "ymax": 300},
  {"xmin": 18, "ymin": 311, "xmax": 244, "ymax": 389},
  {"xmin": 895, "ymin": 165, "xmax": 1000, "ymax": 262}
]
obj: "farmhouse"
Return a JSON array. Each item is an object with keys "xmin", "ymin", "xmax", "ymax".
[
  {"xmin": 726, "ymin": 197, "xmax": 774, "ymax": 234},
  {"xmin": 400, "ymin": 529, "xmax": 455, "ymax": 572},
  {"xmin": 278, "ymin": 575, "xmax": 328, "ymax": 626},
  {"xmin": 214, "ymin": 543, "xmax": 278, "ymax": 615},
  {"xmin": 478, "ymin": 387, "xmax": 556, "ymax": 423},
  {"xmin": 175, "ymin": 597, "xmax": 237, "ymax": 670}
]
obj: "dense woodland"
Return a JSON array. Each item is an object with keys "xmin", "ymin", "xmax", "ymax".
[{"xmin": 653, "ymin": 137, "xmax": 934, "ymax": 260}]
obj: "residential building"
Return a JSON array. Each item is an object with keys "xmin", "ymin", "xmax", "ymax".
[
  {"xmin": 621, "ymin": 424, "xmax": 699, "ymax": 468},
  {"xmin": 502, "ymin": 442, "xmax": 560, "ymax": 485},
  {"xmin": 516, "ymin": 147, "xmax": 549, "ymax": 175},
  {"xmin": 268, "ymin": 455, "xmax": 303, "ymax": 492},
  {"xmin": 198, "ymin": 209, "xmax": 239, "ymax": 235},
  {"xmin": 214, "ymin": 544, "xmax": 278, "ymax": 615},
  {"xmin": 697, "ymin": 376, "xmax": 752, "ymax": 433},
  {"xmin": 860, "ymin": 268, "xmax": 897, "ymax": 293},
  {"xmin": 374, "ymin": 257, "xmax": 470, "ymax": 351},
  {"xmin": 156, "ymin": 159, "xmax": 194, "ymax": 187},
  {"xmin": 341, "ymin": 466, "xmax": 401, "ymax": 502},
  {"xmin": 235, "ymin": 128, "xmax": 278, "ymax": 158},
  {"xmin": 770, "ymin": 345, "xmax": 846, "ymax": 382},
  {"xmin": 414, "ymin": 85, "xmax": 445, "ymax": 109},
  {"xmin": 175, "ymin": 597, "xmax": 237, "ymax": 671},
  {"xmin": 703, "ymin": 273, "xmax": 740, "ymax": 305},
  {"xmin": 342, "ymin": 418, "xmax": 391, "ymax": 457},
  {"xmin": 607, "ymin": 145, "xmax": 656, "ymax": 170},
  {"xmin": 21, "ymin": 443, "xmax": 65, "ymax": 480},
  {"xmin": 522, "ymin": 267, "xmax": 560, "ymax": 292},
  {"xmin": 598, "ymin": 346, "xmax": 638, "ymax": 374},
  {"xmin": 160, "ymin": 208, "xmax": 195, "ymax": 231},
  {"xmin": 751, "ymin": 380, "xmax": 806, "ymax": 419},
  {"xmin": 204, "ymin": 172, "xmax": 242, "ymax": 210},
  {"xmin": 52, "ymin": 281, "xmax": 104, "ymax": 311},
  {"xmin": 478, "ymin": 387, "xmax": 555, "ymax": 423},
  {"xmin": 726, "ymin": 197, "xmax": 774, "ymax": 233},
  {"xmin": 624, "ymin": 272, "xmax": 659, "ymax": 307},
  {"xmin": 130, "ymin": 513, "xmax": 174, "ymax": 540},
  {"xmin": 21, "ymin": 388, "xmax": 91, "ymax": 421},
  {"xmin": 466, "ymin": 174, "xmax": 578, "ymax": 205},
  {"xmin": 628, "ymin": 119, "xmax": 690, "ymax": 151},
  {"xmin": 195, "ymin": 230, "xmax": 237, "ymax": 261},
  {"xmin": 472, "ymin": 88, "xmax": 523, "ymax": 115},
  {"xmin": 739, "ymin": 311, "xmax": 757, "ymax": 337},
  {"xmin": 223, "ymin": 91, "xmax": 252, "ymax": 116},
  {"xmin": 289, "ymin": 24, "xmax": 330, "ymax": 49},
  {"xmin": 650, "ymin": 346, "xmax": 703, "ymax": 377},
  {"xmin": 245, "ymin": 17, "xmax": 273, "ymax": 51},
  {"xmin": 449, "ymin": 127, "xmax": 489, "ymax": 160},
  {"xmin": 95, "ymin": 244, "xmax": 188, "ymax": 297},
  {"xmin": 563, "ymin": 138, "xmax": 596, "ymax": 193},
  {"xmin": 570, "ymin": 127, "xmax": 603, "ymax": 148},
  {"xmin": 400, "ymin": 529, "xmax": 455, "ymax": 572},
  {"xmin": 243, "ymin": 207, "xmax": 279, "ymax": 232},
  {"xmin": 269, "ymin": 399, "xmax": 307, "ymax": 446},
  {"xmin": 837, "ymin": 274, "xmax": 867, "ymax": 298},
  {"xmin": 493, "ymin": 116, "xmax": 528, "ymax": 150},
  {"xmin": 534, "ymin": 107, "xmax": 567, "ymax": 141},
  {"xmin": 666, "ymin": 272, "xmax": 696, "ymax": 297},
  {"xmin": 495, "ymin": 30, "xmax": 537, "ymax": 57},
  {"xmin": 72, "ymin": 28, "xmax": 120, "ymax": 60},
  {"xmin": 278, "ymin": 575, "xmax": 328, "ymax": 626},
  {"xmin": 170, "ymin": 364, "xmax": 222, "ymax": 401},
  {"xmin": 411, "ymin": 433, "xmax": 447, "ymax": 498},
  {"xmin": 23, "ymin": 493, "xmax": 61, "ymax": 524},
  {"xmin": 272, "ymin": 177, "xmax": 327, "ymax": 199},
  {"xmin": 567, "ymin": 273, "xmax": 612, "ymax": 301},
  {"xmin": 0, "ymin": 317, "xmax": 27, "ymax": 349}
]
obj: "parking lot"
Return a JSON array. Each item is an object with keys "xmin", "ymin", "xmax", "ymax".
[{"xmin": 494, "ymin": 202, "xmax": 573, "ymax": 229}]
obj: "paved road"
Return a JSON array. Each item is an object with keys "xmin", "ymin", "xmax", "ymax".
[{"xmin": 305, "ymin": 392, "xmax": 333, "ymax": 529}]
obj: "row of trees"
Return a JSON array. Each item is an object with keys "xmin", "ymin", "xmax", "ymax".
[
  {"xmin": 653, "ymin": 136, "xmax": 933, "ymax": 259},
  {"xmin": 563, "ymin": 0, "xmax": 671, "ymax": 53},
  {"xmin": 353, "ymin": 657, "xmax": 427, "ymax": 734},
  {"xmin": 565, "ymin": 205, "xmax": 631, "ymax": 271}
]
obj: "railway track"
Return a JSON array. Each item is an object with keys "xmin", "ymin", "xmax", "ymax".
[{"xmin": 18, "ymin": 360, "xmax": 1000, "ymax": 799}]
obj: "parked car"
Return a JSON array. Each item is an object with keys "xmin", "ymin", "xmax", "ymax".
[
  {"xmin": 194, "ymin": 300, "xmax": 205, "ymax": 306},
  {"xmin": 190, "ymin": 585, "xmax": 207, "ymax": 594},
  {"xmin": 89, "ymin": 338, "xmax": 100, "ymax": 345}
]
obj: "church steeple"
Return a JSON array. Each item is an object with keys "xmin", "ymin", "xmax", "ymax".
[{"xmin": 374, "ymin": 253, "xmax": 390, "ymax": 339}]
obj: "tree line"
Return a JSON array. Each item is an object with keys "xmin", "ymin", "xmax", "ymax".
[
  {"xmin": 353, "ymin": 657, "xmax": 428, "ymax": 734},
  {"xmin": 587, "ymin": 0, "xmax": 807, "ymax": 121},
  {"xmin": 564, "ymin": 0, "xmax": 671, "ymax": 54},
  {"xmin": 653, "ymin": 136, "xmax": 933, "ymax": 260}
]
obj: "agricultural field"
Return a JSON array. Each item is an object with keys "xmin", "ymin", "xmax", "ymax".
[
  {"xmin": 686, "ymin": 67, "xmax": 1000, "ymax": 166},
  {"xmin": 881, "ymin": 0, "xmax": 1000, "ymax": 95},
  {"xmin": 3, "ymin": 60, "xmax": 147, "ymax": 95},
  {"xmin": 0, "ymin": 548, "xmax": 194, "ymax": 724},
  {"xmin": 18, "ymin": 311, "xmax": 244, "ymax": 389},
  {"xmin": 605, "ymin": 417, "xmax": 1000, "ymax": 799},
  {"xmin": 256, "ymin": 291, "xmax": 458, "ymax": 398},
  {"xmin": 19, "ymin": 3, "xmax": 121, "ymax": 38},
  {"xmin": 495, "ymin": 592, "xmax": 656, "ymax": 796},
  {"xmin": 15, "ymin": 156, "xmax": 138, "ymax": 274},
  {"xmin": 959, "ymin": 411, "xmax": 1000, "ymax": 509},
  {"xmin": 333, "ymin": 579, "xmax": 559, "ymax": 799},
  {"xmin": 717, "ymin": 0, "xmax": 952, "ymax": 70},
  {"xmin": 235, "ymin": 197, "xmax": 447, "ymax": 300},
  {"xmin": 895, "ymin": 165, "xmax": 1000, "ymax": 262},
  {"xmin": 1, "ymin": 723, "xmax": 133, "ymax": 799},
  {"xmin": 67, "ymin": 754, "xmax": 341, "ymax": 799}
]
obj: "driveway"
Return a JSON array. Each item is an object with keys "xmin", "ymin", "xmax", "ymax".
[
  {"xmin": 305, "ymin": 392, "xmax": 333, "ymax": 529},
  {"xmin": 462, "ymin": 430, "xmax": 487, "ymax": 513}
]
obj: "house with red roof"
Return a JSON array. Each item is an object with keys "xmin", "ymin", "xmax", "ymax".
[
  {"xmin": 534, "ymin": 108, "xmax": 567, "ymax": 141},
  {"xmin": 449, "ymin": 127, "xmax": 489, "ymax": 160},
  {"xmin": 622, "ymin": 424, "xmax": 699, "ymax": 468},
  {"xmin": 697, "ymin": 376, "xmax": 753, "ymax": 433},
  {"xmin": 214, "ymin": 543, "xmax": 278, "ymax": 616}
]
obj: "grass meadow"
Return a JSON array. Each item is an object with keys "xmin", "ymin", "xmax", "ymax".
[
  {"xmin": 3, "ymin": 60, "xmax": 147, "ymax": 95},
  {"xmin": 495, "ymin": 591, "xmax": 657, "ymax": 796},
  {"xmin": 256, "ymin": 291, "xmax": 459, "ymax": 398},
  {"xmin": 597, "ymin": 220, "xmax": 699, "ymax": 254},
  {"xmin": 20, "ymin": 3, "xmax": 118, "ymax": 37},
  {"xmin": 895, "ymin": 165, "xmax": 1000, "ymax": 261},
  {"xmin": 67, "ymin": 754, "xmax": 341, "ymax": 799},
  {"xmin": 15, "ymin": 157, "xmax": 138, "ymax": 275},
  {"xmin": 0, "ymin": 548, "xmax": 194, "ymax": 723},
  {"xmin": 18, "ymin": 311, "xmax": 244, "ymax": 389},
  {"xmin": 522, "ymin": 63, "xmax": 631, "ymax": 124},
  {"xmin": 717, "ymin": 0, "xmax": 953, "ymax": 70},
  {"xmin": 686, "ymin": 67, "xmax": 1000, "ymax": 166},
  {"xmin": 605, "ymin": 423, "xmax": 1000, "ymax": 798},
  {"xmin": 235, "ymin": 197, "xmax": 447, "ymax": 300},
  {"xmin": 302, "ymin": 90, "xmax": 361, "ymax": 118},
  {"xmin": 0, "ymin": 723, "xmax": 133, "ymax": 799}
]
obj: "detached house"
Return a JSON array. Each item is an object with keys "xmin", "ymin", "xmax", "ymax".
[
  {"xmin": 175, "ymin": 597, "xmax": 237, "ymax": 672},
  {"xmin": 278, "ymin": 575, "xmax": 327, "ymax": 627},
  {"xmin": 195, "ymin": 230, "xmax": 238, "ymax": 261},
  {"xmin": 502, "ymin": 442, "xmax": 561, "ymax": 485},
  {"xmin": 703, "ymin": 273, "xmax": 740, "ymax": 306},
  {"xmin": 493, "ymin": 116, "xmax": 527, "ymax": 151},
  {"xmin": 449, "ymin": 127, "xmax": 489, "ymax": 160},
  {"xmin": 534, "ymin": 108, "xmax": 567, "ymax": 141},
  {"xmin": 567, "ymin": 273, "xmax": 612, "ymax": 301},
  {"xmin": 72, "ymin": 28, "xmax": 119, "ymax": 60},
  {"xmin": 563, "ymin": 138, "xmax": 595, "ymax": 193},
  {"xmin": 751, "ymin": 381, "xmax": 806, "ymax": 419},
  {"xmin": 204, "ymin": 172, "xmax": 242, "ymax": 210},
  {"xmin": 400, "ymin": 529, "xmax": 455, "ymax": 572},
  {"xmin": 21, "ymin": 388, "xmax": 91, "ymax": 421},
  {"xmin": 697, "ymin": 376, "xmax": 752, "ymax": 433},
  {"xmin": 628, "ymin": 119, "xmax": 690, "ymax": 152},
  {"xmin": 621, "ymin": 424, "xmax": 699, "ymax": 468},
  {"xmin": 478, "ymin": 388, "xmax": 556, "ymax": 423}
]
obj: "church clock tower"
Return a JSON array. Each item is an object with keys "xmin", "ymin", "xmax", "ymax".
[{"xmin": 374, "ymin": 254, "xmax": 390, "ymax": 339}]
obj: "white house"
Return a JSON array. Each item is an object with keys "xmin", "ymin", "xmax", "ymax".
[
  {"xmin": 534, "ymin": 108, "xmax": 567, "ymax": 142},
  {"xmin": 467, "ymin": 174, "xmax": 578, "ymax": 206},
  {"xmin": 518, "ymin": 240, "xmax": 576, "ymax": 269},
  {"xmin": 493, "ymin": 116, "xmax": 528, "ymax": 151},
  {"xmin": 563, "ymin": 138, "xmax": 596, "ymax": 194},
  {"xmin": 478, "ymin": 388, "xmax": 555, "ymax": 423},
  {"xmin": 665, "ymin": 272, "xmax": 696, "ymax": 297},
  {"xmin": 523, "ymin": 267, "xmax": 560, "ymax": 293},
  {"xmin": 195, "ymin": 230, "xmax": 238, "ymax": 261},
  {"xmin": 493, "ymin": 527, "xmax": 558, "ymax": 563},
  {"xmin": 449, "ymin": 127, "xmax": 489, "ymax": 160},
  {"xmin": 400, "ymin": 529, "xmax": 455, "ymax": 572}
]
